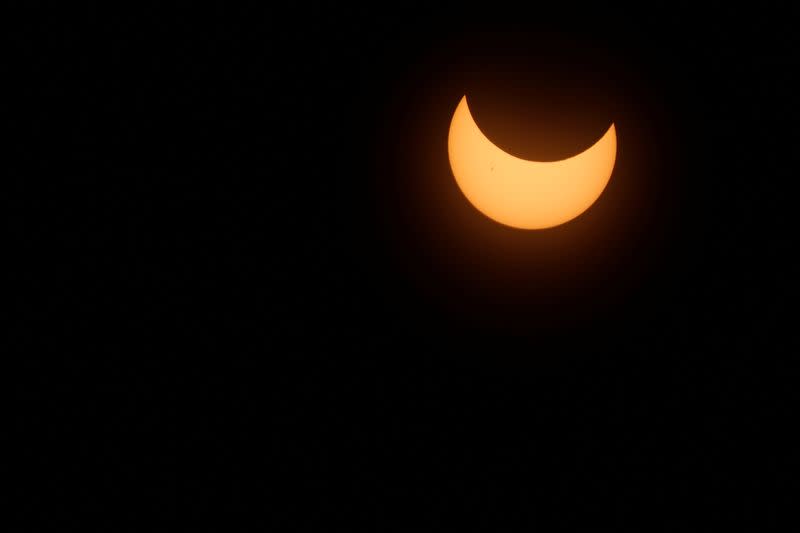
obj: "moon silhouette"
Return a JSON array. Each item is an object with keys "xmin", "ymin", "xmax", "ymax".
[{"xmin": 447, "ymin": 95, "xmax": 617, "ymax": 230}]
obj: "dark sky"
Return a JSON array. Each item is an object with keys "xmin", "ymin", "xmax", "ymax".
[{"xmin": 11, "ymin": 2, "xmax": 798, "ymax": 526}]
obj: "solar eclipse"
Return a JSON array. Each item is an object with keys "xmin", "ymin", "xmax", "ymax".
[{"xmin": 447, "ymin": 95, "xmax": 617, "ymax": 229}]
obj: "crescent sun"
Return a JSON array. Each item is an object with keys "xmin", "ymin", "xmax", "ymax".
[{"xmin": 447, "ymin": 95, "xmax": 617, "ymax": 230}]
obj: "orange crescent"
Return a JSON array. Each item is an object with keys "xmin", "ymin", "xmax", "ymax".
[{"xmin": 447, "ymin": 95, "xmax": 617, "ymax": 229}]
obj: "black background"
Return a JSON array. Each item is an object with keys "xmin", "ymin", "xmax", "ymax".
[{"xmin": 11, "ymin": 2, "xmax": 798, "ymax": 526}]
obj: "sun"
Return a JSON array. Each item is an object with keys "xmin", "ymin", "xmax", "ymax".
[{"xmin": 448, "ymin": 95, "xmax": 617, "ymax": 229}]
